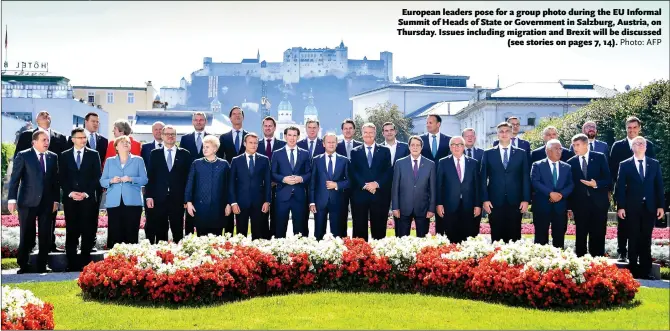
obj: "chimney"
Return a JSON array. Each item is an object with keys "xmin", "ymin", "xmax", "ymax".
[{"xmin": 146, "ymin": 81, "xmax": 153, "ymax": 87}]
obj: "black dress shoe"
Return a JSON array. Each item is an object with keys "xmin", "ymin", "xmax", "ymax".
[
  {"xmin": 51, "ymin": 247, "xmax": 65, "ymax": 253},
  {"xmin": 617, "ymin": 254, "xmax": 627, "ymax": 263},
  {"xmin": 36, "ymin": 267, "xmax": 52, "ymax": 273},
  {"xmin": 90, "ymin": 247, "xmax": 98, "ymax": 252},
  {"xmin": 16, "ymin": 268, "xmax": 30, "ymax": 274}
]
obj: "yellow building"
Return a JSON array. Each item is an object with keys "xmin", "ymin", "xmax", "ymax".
[{"xmin": 73, "ymin": 81, "xmax": 158, "ymax": 138}]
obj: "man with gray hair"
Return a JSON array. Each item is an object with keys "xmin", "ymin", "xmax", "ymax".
[
  {"xmin": 145, "ymin": 125, "xmax": 192, "ymax": 244},
  {"xmin": 530, "ymin": 139, "xmax": 574, "ymax": 248},
  {"xmin": 530, "ymin": 126, "xmax": 574, "ymax": 164},
  {"xmin": 141, "ymin": 121, "xmax": 165, "ymax": 170}
]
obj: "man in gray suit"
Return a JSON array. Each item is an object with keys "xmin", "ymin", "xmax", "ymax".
[{"xmin": 391, "ymin": 135, "xmax": 436, "ymax": 237}]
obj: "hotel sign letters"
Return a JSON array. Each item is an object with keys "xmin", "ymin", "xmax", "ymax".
[{"xmin": 2, "ymin": 60, "xmax": 50, "ymax": 76}]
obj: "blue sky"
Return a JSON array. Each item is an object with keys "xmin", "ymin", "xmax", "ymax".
[{"xmin": 2, "ymin": 1, "xmax": 668, "ymax": 90}]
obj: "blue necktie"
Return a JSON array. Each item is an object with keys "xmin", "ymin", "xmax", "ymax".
[
  {"xmin": 552, "ymin": 162, "xmax": 558, "ymax": 187},
  {"xmin": 76, "ymin": 151, "xmax": 81, "ymax": 170},
  {"xmin": 167, "ymin": 149, "xmax": 173, "ymax": 172},
  {"xmin": 467, "ymin": 149, "xmax": 472, "ymax": 158},
  {"xmin": 196, "ymin": 133, "xmax": 202, "ymax": 153},
  {"xmin": 249, "ymin": 155, "xmax": 255, "ymax": 174},
  {"xmin": 581, "ymin": 156, "xmax": 588, "ymax": 178},
  {"xmin": 328, "ymin": 154, "xmax": 334, "ymax": 179},
  {"xmin": 309, "ymin": 140, "xmax": 314, "ymax": 157},
  {"xmin": 431, "ymin": 135, "xmax": 437, "ymax": 158},
  {"xmin": 366, "ymin": 147, "xmax": 373, "ymax": 167},
  {"xmin": 638, "ymin": 160, "xmax": 644, "ymax": 180},
  {"xmin": 589, "ymin": 142, "xmax": 594, "ymax": 151},
  {"xmin": 235, "ymin": 130, "xmax": 241, "ymax": 154},
  {"xmin": 290, "ymin": 149, "xmax": 295, "ymax": 169},
  {"xmin": 89, "ymin": 134, "xmax": 96, "ymax": 149},
  {"xmin": 502, "ymin": 148, "xmax": 509, "ymax": 169}
]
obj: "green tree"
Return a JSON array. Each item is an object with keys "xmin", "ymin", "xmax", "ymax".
[
  {"xmin": 353, "ymin": 102, "xmax": 414, "ymax": 143},
  {"xmin": 1, "ymin": 143, "xmax": 17, "ymax": 181},
  {"xmin": 524, "ymin": 80, "xmax": 669, "ymax": 194}
]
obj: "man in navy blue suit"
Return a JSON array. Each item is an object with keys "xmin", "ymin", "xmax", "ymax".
[
  {"xmin": 462, "ymin": 127, "xmax": 484, "ymax": 237},
  {"xmin": 271, "ymin": 126, "xmax": 312, "ymax": 238},
  {"xmin": 420, "ymin": 115, "xmax": 451, "ymax": 237},
  {"xmin": 569, "ymin": 121, "xmax": 609, "ymax": 163},
  {"xmin": 392, "ymin": 136, "xmax": 436, "ymax": 237},
  {"xmin": 140, "ymin": 121, "xmax": 165, "ymax": 170},
  {"xmin": 531, "ymin": 139, "xmax": 574, "ymax": 249},
  {"xmin": 567, "ymin": 134, "xmax": 611, "ymax": 257},
  {"xmin": 615, "ymin": 136, "xmax": 665, "ymax": 280},
  {"xmin": 382, "ymin": 122, "xmax": 410, "ymax": 234},
  {"xmin": 335, "ymin": 119, "xmax": 361, "ymax": 234},
  {"xmin": 493, "ymin": 116, "xmax": 531, "ymax": 161},
  {"xmin": 179, "ymin": 112, "xmax": 210, "ymax": 160},
  {"xmin": 610, "ymin": 116, "xmax": 658, "ymax": 262},
  {"xmin": 309, "ymin": 133, "xmax": 350, "ymax": 240},
  {"xmin": 480, "ymin": 122, "xmax": 531, "ymax": 243},
  {"xmin": 530, "ymin": 126, "xmax": 574, "ymax": 164},
  {"xmin": 349, "ymin": 123, "xmax": 392, "ymax": 241},
  {"xmin": 179, "ymin": 112, "xmax": 211, "ymax": 235},
  {"xmin": 218, "ymin": 106, "xmax": 248, "ymax": 235},
  {"xmin": 297, "ymin": 119, "xmax": 325, "ymax": 235},
  {"xmin": 260, "ymin": 116, "xmax": 286, "ymax": 237},
  {"xmin": 230, "ymin": 133, "xmax": 272, "ymax": 240},
  {"xmin": 437, "ymin": 136, "xmax": 481, "ymax": 243}
]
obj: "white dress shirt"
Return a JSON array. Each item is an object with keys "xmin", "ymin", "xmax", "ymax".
[
  {"xmin": 245, "ymin": 152, "xmax": 256, "ymax": 168},
  {"xmin": 285, "ymin": 146, "xmax": 299, "ymax": 163},
  {"xmin": 633, "ymin": 155, "xmax": 646, "ymax": 177},
  {"xmin": 232, "ymin": 128, "xmax": 244, "ymax": 146},
  {"xmin": 307, "ymin": 138, "xmax": 319, "ymax": 156},
  {"xmin": 428, "ymin": 133, "xmax": 440, "ymax": 153},
  {"xmin": 410, "ymin": 155, "xmax": 421, "ymax": 168},
  {"xmin": 385, "ymin": 140, "xmax": 397, "ymax": 165},
  {"xmin": 84, "ymin": 129, "xmax": 96, "ymax": 144},
  {"xmin": 453, "ymin": 155, "xmax": 466, "ymax": 183},
  {"xmin": 154, "ymin": 140, "xmax": 164, "ymax": 149},
  {"xmin": 264, "ymin": 137, "xmax": 275, "ymax": 151},
  {"xmin": 70, "ymin": 146, "xmax": 90, "ymax": 199},
  {"xmin": 627, "ymin": 137, "xmax": 636, "ymax": 150},
  {"xmin": 498, "ymin": 143, "xmax": 512, "ymax": 161}
]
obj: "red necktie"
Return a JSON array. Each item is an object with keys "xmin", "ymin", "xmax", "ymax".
[{"xmin": 456, "ymin": 157, "xmax": 462, "ymax": 182}]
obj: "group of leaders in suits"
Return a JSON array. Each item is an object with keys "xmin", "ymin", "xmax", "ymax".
[{"xmin": 7, "ymin": 109, "xmax": 665, "ymax": 279}]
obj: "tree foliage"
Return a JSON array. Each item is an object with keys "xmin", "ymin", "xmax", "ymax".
[
  {"xmin": 524, "ymin": 80, "xmax": 670, "ymax": 193},
  {"xmin": 353, "ymin": 102, "xmax": 414, "ymax": 143},
  {"xmin": 1, "ymin": 143, "xmax": 17, "ymax": 181}
]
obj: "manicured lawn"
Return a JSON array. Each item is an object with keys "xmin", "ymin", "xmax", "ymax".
[{"xmin": 9, "ymin": 281, "xmax": 670, "ymax": 330}]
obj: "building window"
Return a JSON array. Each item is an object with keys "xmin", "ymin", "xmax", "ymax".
[
  {"xmin": 527, "ymin": 112, "xmax": 537, "ymax": 126},
  {"xmin": 107, "ymin": 92, "xmax": 114, "ymax": 104},
  {"xmin": 72, "ymin": 115, "xmax": 85, "ymax": 128},
  {"xmin": 47, "ymin": 89, "xmax": 53, "ymax": 98},
  {"xmin": 87, "ymin": 92, "xmax": 95, "ymax": 103},
  {"xmin": 127, "ymin": 92, "xmax": 135, "ymax": 104},
  {"xmin": 26, "ymin": 89, "xmax": 33, "ymax": 98}
]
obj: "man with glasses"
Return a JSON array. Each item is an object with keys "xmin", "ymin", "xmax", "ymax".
[
  {"xmin": 141, "ymin": 121, "xmax": 165, "ymax": 170},
  {"xmin": 569, "ymin": 121, "xmax": 609, "ymax": 163},
  {"xmin": 145, "ymin": 126, "xmax": 192, "ymax": 244}
]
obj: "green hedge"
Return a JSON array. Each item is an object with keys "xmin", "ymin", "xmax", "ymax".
[
  {"xmin": 524, "ymin": 80, "xmax": 669, "ymax": 193},
  {"xmin": 1, "ymin": 142, "xmax": 16, "ymax": 181}
]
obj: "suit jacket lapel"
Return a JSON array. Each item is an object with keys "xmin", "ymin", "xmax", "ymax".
[{"xmin": 542, "ymin": 159, "xmax": 553, "ymax": 185}]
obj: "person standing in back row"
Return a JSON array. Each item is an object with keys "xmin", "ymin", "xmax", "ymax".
[
  {"xmin": 179, "ymin": 112, "xmax": 212, "ymax": 236},
  {"xmin": 217, "ymin": 106, "xmax": 248, "ymax": 235}
]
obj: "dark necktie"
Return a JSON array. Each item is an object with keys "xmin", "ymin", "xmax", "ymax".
[
  {"xmin": 39, "ymin": 153, "xmax": 45, "ymax": 175},
  {"xmin": 512, "ymin": 137, "xmax": 516, "ymax": 147},
  {"xmin": 552, "ymin": 162, "xmax": 558, "ymax": 188},
  {"xmin": 235, "ymin": 131, "xmax": 241, "ymax": 154},
  {"xmin": 266, "ymin": 139, "xmax": 272, "ymax": 159},
  {"xmin": 249, "ymin": 155, "xmax": 255, "ymax": 175},
  {"xmin": 309, "ymin": 140, "xmax": 314, "ymax": 157},
  {"xmin": 413, "ymin": 159, "xmax": 418, "ymax": 179},
  {"xmin": 158, "ymin": 143, "xmax": 162, "ymax": 149},
  {"xmin": 290, "ymin": 149, "xmax": 295, "ymax": 169},
  {"xmin": 466, "ymin": 149, "xmax": 472, "ymax": 158},
  {"xmin": 502, "ymin": 148, "xmax": 509, "ymax": 169},
  {"xmin": 366, "ymin": 147, "xmax": 373, "ymax": 167},
  {"xmin": 638, "ymin": 160, "xmax": 644, "ymax": 180},
  {"xmin": 76, "ymin": 151, "xmax": 81, "ymax": 170},
  {"xmin": 328, "ymin": 154, "xmax": 334, "ymax": 179},
  {"xmin": 590, "ymin": 142, "xmax": 594, "ymax": 151},
  {"xmin": 581, "ymin": 156, "xmax": 588, "ymax": 178}
]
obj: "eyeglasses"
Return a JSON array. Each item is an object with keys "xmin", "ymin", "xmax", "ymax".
[
  {"xmin": 162, "ymin": 133, "xmax": 177, "ymax": 137},
  {"xmin": 510, "ymin": 124, "xmax": 521, "ymax": 127},
  {"xmin": 450, "ymin": 143, "xmax": 464, "ymax": 147},
  {"xmin": 72, "ymin": 136, "xmax": 87, "ymax": 140},
  {"xmin": 632, "ymin": 142, "xmax": 646, "ymax": 146}
]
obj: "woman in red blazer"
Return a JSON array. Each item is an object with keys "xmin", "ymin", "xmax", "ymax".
[{"xmin": 103, "ymin": 119, "xmax": 141, "ymax": 168}]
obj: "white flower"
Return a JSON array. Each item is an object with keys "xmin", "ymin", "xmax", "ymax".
[{"xmin": 1, "ymin": 286, "xmax": 45, "ymax": 322}]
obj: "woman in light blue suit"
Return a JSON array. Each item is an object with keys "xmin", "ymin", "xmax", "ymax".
[{"xmin": 100, "ymin": 135, "xmax": 148, "ymax": 248}]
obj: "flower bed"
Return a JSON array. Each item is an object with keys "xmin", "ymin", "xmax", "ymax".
[
  {"xmin": 1, "ymin": 286, "xmax": 54, "ymax": 330},
  {"xmin": 77, "ymin": 235, "xmax": 639, "ymax": 309}
]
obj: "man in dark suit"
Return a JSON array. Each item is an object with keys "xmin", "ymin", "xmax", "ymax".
[
  {"xmin": 493, "ymin": 116, "xmax": 531, "ymax": 161},
  {"xmin": 309, "ymin": 133, "xmax": 350, "ymax": 240},
  {"xmin": 15, "ymin": 110, "xmax": 67, "ymax": 253},
  {"xmin": 271, "ymin": 126, "xmax": 312, "ymax": 238},
  {"xmin": 480, "ymin": 122, "xmax": 531, "ymax": 243},
  {"xmin": 530, "ymin": 126, "xmax": 575, "ymax": 164},
  {"xmin": 420, "ymin": 114, "xmax": 452, "ymax": 162},
  {"xmin": 217, "ymin": 106, "xmax": 248, "ymax": 235},
  {"xmin": 8, "ymin": 130, "xmax": 60, "ymax": 273},
  {"xmin": 615, "ymin": 136, "xmax": 665, "ymax": 280},
  {"xmin": 531, "ymin": 139, "xmax": 574, "ymax": 249},
  {"xmin": 179, "ymin": 112, "xmax": 210, "ymax": 160},
  {"xmin": 230, "ymin": 133, "xmax": 272, "ymax": 240},
  {"xmin": 462, "ymin": 127, "xmax": 484, "ymax": 237},
  {"xmin": 140, "ymin": 121, "xmax": 165, "ymax": 170},
  {"xmin": 382, "ymin": 122, "xmax": 410, "ymax": 235},
  {"xmin": 59, "ymin": 128, "xmax": 102, "ymax": 271},
  {"xmin": 349, "ymin": 123, "xmax": 392, "ymax": 241},
  {"xmin": 568, "ymin": 121, "xmax": 609, "ymax": 163},
  {"xmin": 610, "ymin": 116, "xmax": 658, "ymax": 262},
  {"xmin": 179, "ymin": 112, "xmax": 210, "ymax": 236},
  {"xmin": 297, "ymin": 119, "xmax": 325, "ymax": 235},
  {"xmin": 392, "ymin": 136, "xmax": 436, "ymax": 237},
  {"xmin": 260, "ymin": 116, "xmax": 286, "ymax": 237},
  {"xmin": 145, "ymin": 126, "xmax": 192, "ymax": 244},
  {"xmin": 436, "ymin": 136, "xmax": 481, "ymax": 243},
  {"xmin": 335, "ymin": 118, "xmax": 361, "ymax": 234},
  {"xmin": 567, "ymin": 134, "xmax": 611, "ymax": 257},
  {"xmin": 68, "ymin": 112, "xmax": 108, "ymax": 252}
]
